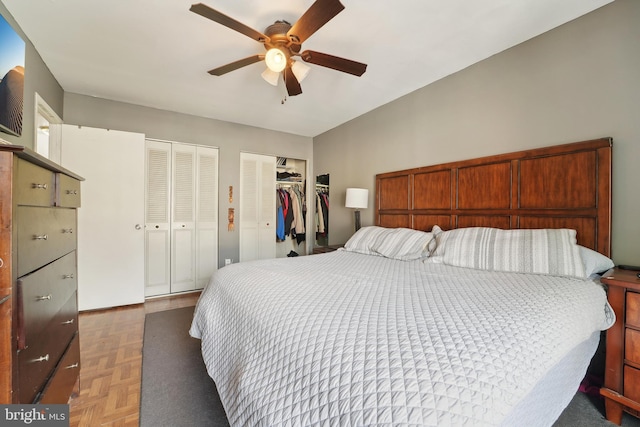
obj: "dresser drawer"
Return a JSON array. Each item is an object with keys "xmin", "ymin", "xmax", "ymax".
[
  {"xmin": 38, "ymin": 332, "xmax": 80, "ymax": 404},
  {"xmin": 0, "ymin": 294, "xmax": 11, "ymax": 403},
  {"xmin": 626, "ymin": 328, "xmax": 640, "ymax": 365},
  {"xmin": 18, "ymin": 252, "xmax": 77, "ymax": 345},
  {"xmin": 624, "ymin": 365, "xmax": 640, "ymax": 403},
  {"xmin": 17, "ymin": 206, "xmax": 76, "ymax": 277},
  {"xmin": 628, "ymin": 292, "xmax": 640, "ymax": 329},
  {"xmin": 56, "ymin": 174, "xmax": 81, "ymax": 208},
  {"xmin": 15, "ymin": 158, "xmax": 55, "ymax": 207},
  {"xmin": 17, "ymin": 292, "xmax": 78, "ymax": 403}
]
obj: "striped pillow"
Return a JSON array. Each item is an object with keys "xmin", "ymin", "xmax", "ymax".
[
  {"xmin": 344, "ymin": 226, "xmax": 433, "ymax": 260},
  {"xmin": 432, "ymin": 226, "xmax": 586, "ymax": 278},
  {"xmin": 343, "ymin": 226, "xmax": 389, "ymax": 256},
  {"xmin": 371, "ymin": 228, "xmax": 433, "ymax": 261}
]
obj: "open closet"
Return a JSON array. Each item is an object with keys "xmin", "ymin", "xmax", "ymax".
[
  {"xmin": 276, "ymin": 157, "xmax": 308, "ymax": 258},
  {"xmin": 239, "ymin": 153, "xmax": 308, "ymax": 262}
]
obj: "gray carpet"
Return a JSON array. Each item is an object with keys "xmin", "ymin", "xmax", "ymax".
[
  {"xmin": 140, "ymin": 306, "xmax": 229, "ymax": 427},
  {"xmin": 140, "ymin": 306, "xmax": 640, "ymax": 427}
]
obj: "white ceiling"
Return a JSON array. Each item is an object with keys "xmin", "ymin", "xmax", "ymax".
[{"xmin": 3, "ymin": 0, "xmax": 612, "ymax": 137}]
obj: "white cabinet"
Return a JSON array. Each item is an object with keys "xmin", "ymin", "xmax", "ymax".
[
  {"xmin": 60, "ymin": 125, "xmax": 145, "ymax": 310},
  {"xmin": 145, "ymin": 140, "xmax": 218, "ymax": 296},
  {"xmin": 239, "ymin": 153, "xmax": 276, "ymax": 262}
]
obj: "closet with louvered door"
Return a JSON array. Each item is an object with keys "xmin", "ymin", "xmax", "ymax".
[{"xmin": 144, "ymin": 140, "xmax": 218, "ymax": 297}]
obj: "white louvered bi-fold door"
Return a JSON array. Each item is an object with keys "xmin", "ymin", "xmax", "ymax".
[
  {"xmin": 145, "ymin": 140, "xmax": 171, "ymax": 296},
  {"xmin": 240, "ymin": 153, "xmax": 276, "ymax": 262},
  {"xmin": 171, "ymin": 144, "xmax": 197, "ymax": 293},
  {"xmin": 145, "ymin": 141, "xmax": 219, "ymax": 296},
  {"xmin": 195, "ymin": 146, "xmax": 218, "ymax": 289}
]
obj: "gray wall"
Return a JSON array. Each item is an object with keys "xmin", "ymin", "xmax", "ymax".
[
  {"xmin": 314, "ymin": 0, "xmax": 639, "ymax": 265},
  {"xmin": 0, "ymin": 3, "xmax": 63, "ymax": 147},
  {"xmin": 63, "ymin": 93, "xmax": 313, "ymax": 267}
]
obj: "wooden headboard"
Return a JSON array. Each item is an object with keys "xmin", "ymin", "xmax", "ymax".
[{"xmin": 375, "ymin": 138, "xmax": 612, "ymax": 257}]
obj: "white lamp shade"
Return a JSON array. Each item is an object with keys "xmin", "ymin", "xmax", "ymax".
[
  {"xmin": 261, "ymin": 68, "xmax": 280, "ymax": 86},
  {"xmin": 345, "ymin": 188, "xmax": 368, "ymax": 209},
  {"xmin": 291, "ymin": 60, "xmax": 310, "ymax": 82},
  {"xmin": 265, "ymin": 48, "xmax": 287, "ymax": 72}
]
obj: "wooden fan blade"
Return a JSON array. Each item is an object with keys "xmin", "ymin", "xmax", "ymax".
[
  {"xmin": 208, "ymin": 55, "xmax": 264, "ymax": 76},
  {"xmin": 286, "ymin": 0, "xmax": 344, "ymax": 45},
  {"xmin": 300, "ymin": 50, "xmax": 367, "ymax": 76},
  {"xmin": 190, "ymin": 3, "xmax": 269, "ymax": 43},
  {"xmin": 284, "ymin": 67, "xmax": 302, "ymax": 96}
]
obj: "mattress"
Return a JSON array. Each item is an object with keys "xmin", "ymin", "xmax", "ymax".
[{"xmin": 190, "ymin": 250, "xmax": 614, "ymax": 426}]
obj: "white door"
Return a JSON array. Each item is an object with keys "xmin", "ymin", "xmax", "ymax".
[
  {"xmin": 240, "ymin": 153, "xmax": 276, "ymax": 262},
  {"xmin": 61, "ymin": 125, "xmax": 145, "ymax": 310},
  {"xmin": 144, "ymin": 140, "xmax": 171, "ymax": 297},
  {"xmin": 195, "ymin": 146, "xmax": 219, "ymax": 289},
  {"xmin": 171, "ymin": 144, "xmax": 196, "ymax": 293}
]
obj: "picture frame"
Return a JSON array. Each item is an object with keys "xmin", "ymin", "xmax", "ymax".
[{"xmin": 0, "ymin": 12, "xmax": 25, "ymax": 137}]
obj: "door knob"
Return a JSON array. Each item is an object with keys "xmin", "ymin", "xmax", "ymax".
[{"xmin": 135, "ymin": 224, "xmax": 142, "ymax": 230}]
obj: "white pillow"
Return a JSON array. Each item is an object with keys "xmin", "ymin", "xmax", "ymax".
[
  {"xmin": 431, "ymin": 226, "xmax": 586, "ymax": 278},
  {"xmin": 343, "ymin": 226, "xmax": 433, "ymax": 260},
  {"xmin": 578, "ymin": 245, "xmax": 614, "ymax": 276}
]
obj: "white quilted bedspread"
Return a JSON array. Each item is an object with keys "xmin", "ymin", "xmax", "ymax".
[{"xmin": 189, "ymin": 250, "xmax": 614, "ymax": 426}]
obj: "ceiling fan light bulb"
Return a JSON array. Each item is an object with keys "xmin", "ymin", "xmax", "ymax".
[
  {"xmin": 291, "ymin": 60, "xmax": 310, "ymax": 82},
  {"xmin": 261, "ymin": 68, "xmax": 280, "ymax": 86},
  {"xmin": 265, "ymin": 48, "xmax": 287, "ymax": 72}
]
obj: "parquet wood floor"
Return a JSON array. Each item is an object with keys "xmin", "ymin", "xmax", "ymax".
[{"xmin": 68, "ymin": 292, "xmax": 200, "ymax": 427}]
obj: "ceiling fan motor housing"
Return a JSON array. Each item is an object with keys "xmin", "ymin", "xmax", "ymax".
[{"xmin": 264, "ymin": 21, "xmax": 301, "ymax": 54}]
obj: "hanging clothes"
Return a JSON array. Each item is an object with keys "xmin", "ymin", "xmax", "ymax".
[
  {"xmin": 315, "ymin": 188, "xmax": 329, "ymax": 239},
  {"xmin": 282, "ymin": 189, "xmax": 294, "ymax": 236},
  {"xmin": 288, "ymin": 186, "xmax": 306, "ymax": 245},
  {"xmin": 316, "ymin": 192, "xmax": 325, "ymax": 235},
  {"xmin": 276, "ymin": 189, "xmax": 285, "ymax": 241},
  {"xmin": 321, "ymin": 191, "xmax": 329, "ymax": 237}
]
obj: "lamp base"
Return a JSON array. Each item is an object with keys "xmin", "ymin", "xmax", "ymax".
[{"xmin": 354, "ymin": 210, "xmax": 361, "ymax": 232}]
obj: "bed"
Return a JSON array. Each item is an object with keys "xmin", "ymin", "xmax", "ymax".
[{"xmin": 190, "ymin": 138, "xmax": 615, "ymax": 426}]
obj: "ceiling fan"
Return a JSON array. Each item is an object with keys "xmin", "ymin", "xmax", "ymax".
[{"xmin": 189, "ymin": 0, "xmax": 367, "ymax": 97}]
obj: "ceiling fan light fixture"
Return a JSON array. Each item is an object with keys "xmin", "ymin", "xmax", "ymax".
[
  {"xmin": 261, "ymin": 68, "xmax": 280, "ymax": 86},
  {"xmin": 291, "ymin": 60, "xmax": 310, "ymax": 83},
  {"xmin": 265, "ymin": 48, "xmax": 287, "ymax": 72}
]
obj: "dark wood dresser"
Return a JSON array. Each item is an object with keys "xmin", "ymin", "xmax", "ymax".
[
  {"xmin": 0, "ymin": 144, "xmax": 83, "ymax": 404},
  {"xmin": 601, "ymin": 267, "xmax": 640, "ymax": 424}
]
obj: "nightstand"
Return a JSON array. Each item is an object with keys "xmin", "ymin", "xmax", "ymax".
[
  {"xmin": 601, "ymin": 267, "xmax": 640, "ymax": 425},
  {"xmin": 312, "ymin": 244, "xmax": 344, "ymax": 254}
]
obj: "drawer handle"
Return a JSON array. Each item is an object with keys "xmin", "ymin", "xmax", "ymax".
[
  {"xmin": 36, "ymin": 294, "xmax": 52, "ymax": 301},
  {"xmin": 32, "ymin": 183, "xmax": 48, "ymax": 190},
  {"xmin": 63, "ymin": 273, "xmax": 74, "ymax": 279},
  {"xmin": 62, "ymin": 228, "xmax": 74, "ymax": 234},
  {"xmin": 34, "ymin": 354, "xmax": 49, "ymax": 363},
  {"xmin": 66, "ymin": 363, "xmax": 79, "ymax": 369},
  {"xmin": 66, "ymin": 190, "xmax": 78, "ymax": 195},
  {"xmin": 62, "ymin": 319, "xmax": 75, "ymax": 325},
  {"xmin": 34, "ymin": 234, "xmax": 48, "ymax": 240}
]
